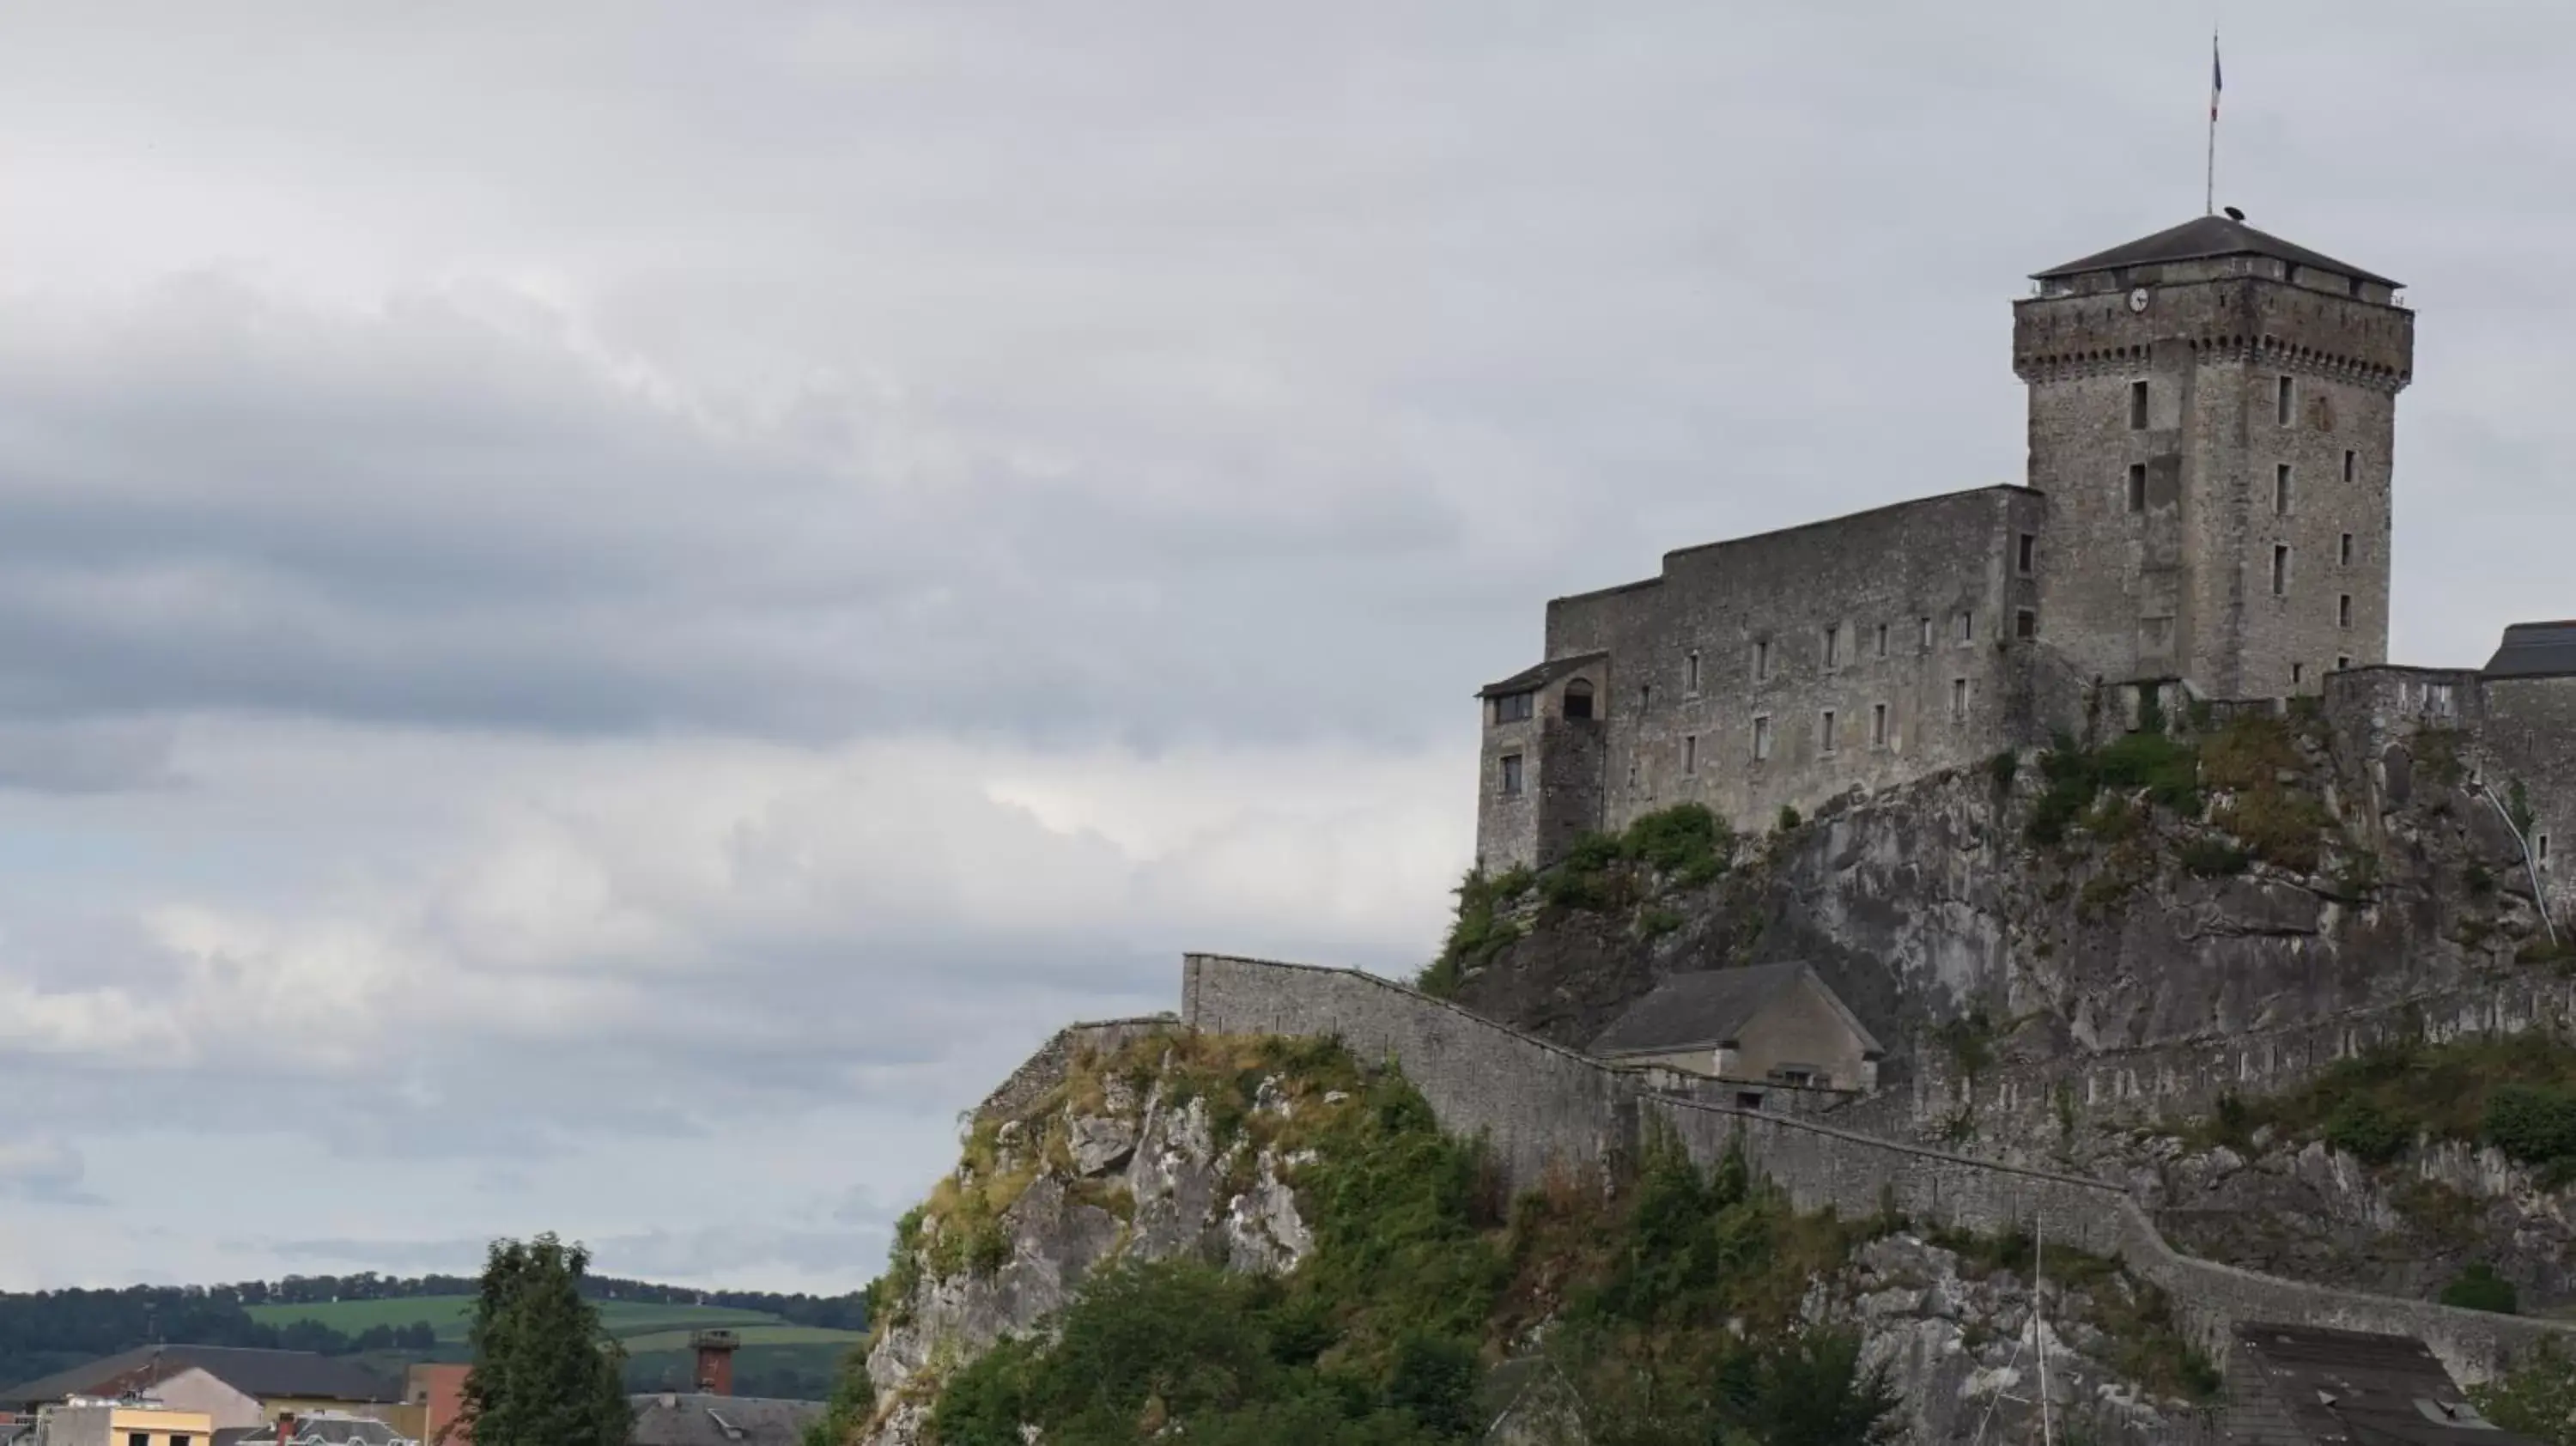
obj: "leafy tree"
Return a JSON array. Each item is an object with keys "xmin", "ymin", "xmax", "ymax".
[
  {"xmin": 2472, "ymin": 1337, "xmax": 2576, "ymax": 1445},
  {"xmin": 2439, "ymin": 1263, "xmax": 2518, "ymax": 1315},
  {"xmin": 459, "ymin": 1235, "xmax": 633, "ymax": 1446},
  {"xmin": 1751, "ymin": 1329, "xmax": 1903, "ymax": 1446}
]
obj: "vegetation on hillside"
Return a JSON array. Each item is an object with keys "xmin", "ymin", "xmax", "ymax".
[
  {"xmin": 1418, "ymin": 805, "xmax": 1737, "ymax": 997},
  {"xmin": 839, "ymin": 1034, "xmax": 2208, "ymax": 1444},
  {"xmin": 2189, "ymin": 1032, "xmax": 2576, "ymax": 1186},
  {"xmin": 2472, "ymin": 1337, "xmax": 2576, "ymax": 1445}
]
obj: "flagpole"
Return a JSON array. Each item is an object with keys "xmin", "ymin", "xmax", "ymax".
[{"xmin": 2206, "ymin": 29, "xmax": 2220, "ymax": 216}]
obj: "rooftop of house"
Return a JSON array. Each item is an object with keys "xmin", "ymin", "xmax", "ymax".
[
  {"xmin": 2031, "ymin": 213, "xmax": 2401, "ymax": 288},
  {"xmin": 1587, "ymin": 963, "xmax": 1882, "ymax": 1060},
  {"xmin": 1, "ymin": 1346, "xmax": 399, "ymax": 1413},
  {"xmin": 2233, "ymin": 1322, "xmax": 2541, "ymax": 1443},
  {"xmin": 228, "ymin": 1410, "xmax": 417, "ymax": 1445},
  {"xmin": 628, "ymin": 1392, "xmax": 826, "ymax": 1446},
  {"xmin": 1479, "ymin": 652, "xmax": 1606, "ymax": 699},
  {"xmin": 2483, "ymin": 620, "xmax": 2576, "ymax": 680}
]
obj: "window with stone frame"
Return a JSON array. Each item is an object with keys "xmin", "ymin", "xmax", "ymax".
[
  {"xmin": 1950, "ymin": 677, "xmax": 1970, "ymax": 718},
  {"xmin": 1493, "ymin": 690, "xmax": 1534, "ymax": 723},
  {"xmin": 1684, "ymin": 733, "xmax": 1699, "ymax": 774},
  {"xmin": 1752, "ymin": 714, "xmax": 1773, "ymax": 761},
  {"xmin": 2276, "ymin": 374, "xmax": 2295, "ymax": 426},
  {"xmin": 1955, "ymin": 611, "xmax": 1974, "ymax": 644},
  {"xmin": 1874, "ymin": 622, "xmax": 1889, "ymax": 659},
  {"xmin": 1819, "ymin": 708, "xmax": 1838, "ymax": 754},
  {"xmin": 1752, "ymin": 639, "xmax": 1770, "ymax": 682},
  {"xmin": 1687, "ymin": 650, "xmax": 1702, "ymax": 693},
  {"xmin": 1823, "ymin": 624, "xmax": 1842, "ymax": 669},
  {"xmin": 2129, "ymin": 379, "xmax": 2148, "ymax": 429},
  {"xmin": 2128, "ymin": 463, "xmax": 2147, "ymax": 513},
  {"xmin": 1871, "ymin": 702, "xmax": 1889, "ymax": 748},
  {"xmin": 2272, "ymin": 545, "xmax": 2291, "ymax": 597},
  {"xmin": 1498, "ymin": 753, "xmax": 1523, "ymax": 796}
]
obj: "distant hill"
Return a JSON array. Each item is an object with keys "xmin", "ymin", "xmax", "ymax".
[{"xmin": 0, "ymin": 1274, "xmax": 866, "ymax": 1402}]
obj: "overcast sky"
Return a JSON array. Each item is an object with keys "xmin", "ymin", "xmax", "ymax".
[{"xmin": 2, "ymin": 2, "xmax": 2571, "ymax": 1294}]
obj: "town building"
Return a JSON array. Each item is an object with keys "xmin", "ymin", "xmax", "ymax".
[
  {"xmin": 19, "ymin": 1396, "xmax": 213, "ymax": 1446},
  {"xmin": 1475, "ymin": 213, "xmax": 2573, "ymax": 908},
  {"xmin": 1587, "ymin": 963, "xmax": 1881, "ymax": 1095},
  {"xmin": 0, "ymin": 1348, "xmax": 401, "ymax": 1439},
  {"xmin": 625, "ymin": 1330, "xmax": 822, "ymax": 1446},
  {"xmin": 228, "ymin": 1410, "xmax": 419, "ymax": 1446}
]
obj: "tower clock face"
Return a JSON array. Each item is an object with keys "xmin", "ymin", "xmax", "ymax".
[{"xmin": 2127, "ymin": 287, "xmax": 2152, "ymax": 313}]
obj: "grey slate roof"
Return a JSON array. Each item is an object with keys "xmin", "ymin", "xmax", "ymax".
[
  {"xmin": 1, "ymin": 1346, "xmax": 399, "ymax": 1413},
  {"xmin": 2483, "ymin": 620, "xmax": 2576, "ymax": 679},
  {"xmin": 232, "ymin": 1412, "xmax": 417, "ymax": 1445},
  {"xmin": 629, "ymin": 1393, "xmax": 826, "ymax": 1446},
  {"xmin": 1588, "ymin": 963, "xmax": 1880, "ymax": 1058},
  {"xmin": 2032, "ymin": 214, "xmax": 2401, "ymax": 288},
  {"xmin": 2232, "ymin": 1322, "xmax": 2542, "ymax": 1443},
  {"xmin": 1479, "ymin": 652, "xmax": 1606, "ymax": 699}
]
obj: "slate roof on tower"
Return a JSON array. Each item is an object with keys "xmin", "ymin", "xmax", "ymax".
[{"xmin": 2032, "ymin": 214, "xmax": 2401, "ymax": 288}]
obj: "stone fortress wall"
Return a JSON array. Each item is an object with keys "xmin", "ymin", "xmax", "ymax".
[
  {"xmin": 1179, "ymin": 952, "xmax": 2576, "ymax": 1382},
  {"xmin": 1477, "ymin": 486, "xmax": 2074, "ymax": 872}
]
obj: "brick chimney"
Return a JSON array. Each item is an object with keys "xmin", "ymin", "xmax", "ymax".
[
  {"xmin": 275, "ymin": 1410, "xmax": 298, "ymax": 1443},
  {"xmin": 690, "ymin": 1328, "xmax": 738, "ymax": 1396}
]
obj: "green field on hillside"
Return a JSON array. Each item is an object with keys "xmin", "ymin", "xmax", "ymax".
[{"xmin": 246, "ymin": 1296, "xmax": 790, "ymax": 1343}]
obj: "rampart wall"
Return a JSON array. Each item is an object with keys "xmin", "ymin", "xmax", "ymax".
[
  {"xmin": 973, "ymin": 1014, "xmax": 1179, "ymax": 1123},
  {"xmin": 1181, "ymin": 952, "xmax": 2576, "ymax": 1382}
]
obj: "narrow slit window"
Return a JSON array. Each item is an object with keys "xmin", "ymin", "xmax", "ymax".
[
  {"xmin": 1753, "ymin": 639, "xmax": 1769, "ymax": 681},
  {"xmin": 2129, "ymin": 380, "xmax": 2148, "ymax": 429},
  {"xmin": 1820, "ymin": 709, "xmax": 1838, "ymax": 754},
  {"xmin": 2016, "ymin": 609, "xmax": 2038, "ymax": 640},
  {"xmin": 2276, "ymin": 374, "xmax": 2295, "ymax": 426},
  {"xmin": 1753, "ymin": 714, "xmax": 1773, "ymax": 761},
  {"xmin": 2275, "ymin": 464, "xmax": 2293, "ymax": 515},
  {"xmin": 2539, "ymin": 833, "xmax": 2551, "ymax": 867},
  {"xmin": 2292, "ymin": 662, "xmax": 2306, "ymax": 685},
  {"xmin": 2272, "ymin": 545, "xmax": 2291, "ymax": 596},
  {"xmin": 2338, "ymin": 594, "xmax": 2354, "ymax": 629},
  {"xmin": 1823, "ymin": 624, "xmax": 1841, "ymax": 668},
  {"xmin": 1871, "ymin": 702, "xmax": 1889, "ymax": 747},
  {"xmin": 1874, "ymin": 622, "xmax": 1889, "ymax": 659},
  {"xmin": 1918, "ymin": 616, "xmax": 1934, "ymax": 651},
  {"xmin": 2128, "ymin": 463, "xmax": 2148, "ymax": 513},
  {"xmin": 1950, "ymin": 677, "xmax": 1970, "ymax": 719},
  {"xmin": 1687, "ymin": 650, "xmax": 1701, "ymax": 693},
  {"xmin": 2343, "ymin": 448, "xmax": 2357, "ymax": 483},
  {"xmin": 2340, "ymin": 532, "xmax": 2355, "ymax": 567},
  {"xmin": 1956, "ymin": 611, "xmax": 1974, "ymax": 644},
  {"xmin": 2017, "ymin": 532, "xmax": 2037, "ymax": 574},
  {"xmin": 1683, "ymin": 734, "xmax": 1698, "ymax": 774},
  {"xmin": 1639, "ymin": 683, "xmax": 1651, "ymax": 713}
]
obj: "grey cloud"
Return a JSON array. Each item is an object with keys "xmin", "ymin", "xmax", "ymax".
[
  {"xmin": 0, "ymin": 1136, "xmax": 105, "ymax": 1206},
  {"xmin": 0, "ymin": 719, "xmax": 182, "ymax": 794}
]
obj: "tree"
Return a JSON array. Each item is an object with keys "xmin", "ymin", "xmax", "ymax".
[
  {"xmin": 2474, "ymin": 1338, "xmax": 2576, "ymax": 1446},
  {"xmin": 459, "ymin": 1235, "xmax": 633, "ymax": 1446}
]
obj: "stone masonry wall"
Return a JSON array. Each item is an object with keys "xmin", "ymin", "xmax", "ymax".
[
  {"xmin": 1495, "ymin": 486, "xmax": 2057, "ymax": 867},
  {"xmin": 1180, "ymin": 952, "xmax": 2576, "ymax": 1382}
]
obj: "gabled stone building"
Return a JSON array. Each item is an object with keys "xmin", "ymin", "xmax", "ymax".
[{"xmin": 1477, "ymin": 214, "xmax": 2573, "ymax": 897}]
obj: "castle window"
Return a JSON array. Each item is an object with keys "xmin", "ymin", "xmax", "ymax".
[
  {"xmin": 1918, "ymin": 617, "xmax": 1934, "ymax": 651},
  {"xmin": 2276, "ymin": 374, "xmax": 2295, "ymax": 426},
  {"xmin": 1955, "ymin": 611, "xmax": 1974, "ymax": 645},
  {"xmin": 2272, "ymin": 544, "xmax": 2291, "ymax": 597},
  {"xmin": 1498, "ymin": 754, "xmax": 1523, "ymax": 797},
  {"xmin": 2292, "ymin": 662, "xmax": 2306, "ymax": 686},
  {"xmin": 2127, "ymin": 464, "xmax": 2147, "ymax": 513},
  {"xmin": 2338, "ymin": 594, "xmax": 2353, "ymax": 629},
  {"xmin": 2275, "ymin": 464, "xmax": 2293, "ymax": 515},
  {"xmin": 1871, "ymin": 702, "xmax": 1890, "ymax": 748},
  {"xmin": 1639, "ymin": 684, "xmax": 1651, "ymax": 714},
  {"xmin": 1687, "ymin": 650, "xmax": 1702, "ymax": 694},
  {"xmin": 1950, "ymin": 677, "xmax": 1971, "ymax": 719},
  {"xmin": 2340, "ymin": 532, "xmax": 2355, "ymax": 567},
  {"xmin": 2338, "ymin": 654, "xmax": 2353, "ymax": 671},
  {"xmin": 2017, "ymin": 532, "xmax": 2037, "ymax": 574},
  {"xmin": 1823, "ymin": 624, "xmax": 1842, "ymax": 668},
  {"xmin": 2129, "ymin": 380, "xmax": 2148, "ymax": 429},
  {"xmin": 1753, "ymin": 714, "xmax": 1773, "ymax": 761},
  {"xmin": 1752, "ymin": 640, "xmax": 1770, "ymax": 682},
  {"xmin": 1493, "ymin": 691, "xmax": 1534, "ymax": 723},
  {"xmin": 1563, "ymin": 678, "xmax": 1595, "ymax": 720},
  {"xmin": 1820, "ymin": 709, "xmax": 1838, "ymax": 754},
  {"xmin": 1684, "ymin": 734, "xmax": 1698, "ymax": 775},
  {"xmin": 1874, "ymin": 623, "xmax": 1889, "ymax": 659},
  {"xmin": 2344, "ymin": 448, "xmax": 2357, "ymax": 483},
  {"xmin": 2016, "ymin": 609, "xmax": 2038, "ymax": 640},
  {"xmin": 2427, "ymin": 683, "xmax": 2456, "ymax": 718}
]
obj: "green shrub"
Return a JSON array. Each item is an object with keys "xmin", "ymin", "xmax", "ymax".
[
  {"xmin": 2439, "ymin": 1262, "xmax": 2519, "ymax": 1315},
  {"xmin": 1988, "ymin": 750, "xmax": 2021, "ymax": 791},
  {"xmin": 1622, "ymin": 803, "xmax": 1735, "ymax": 886},
  {"xmin": 2324, "ymin": 1097, "xmax": 2409, "ymax": 1163},
  {"xmin": 2470, "ymin": 1335, "xmax": 2576, "ymax": 1445},
  {"xmin": 1777, "ymin": 804, "xmax": 1802, "ymax": 833},
  {"xmin": 1418, "ymin": 867, "xmax": 1531, "ymax": 996},
  {"xmin": 2484, "ymin": 1084, "xmax": 2576, "ymax": 1169},
  {"xmin": 1639, "ymin": 907, "xmax": 1686, "ymax": 940},
  {"xmin": 2178, "ymin": 837, "xmax": 2251, "ymax": 878}
]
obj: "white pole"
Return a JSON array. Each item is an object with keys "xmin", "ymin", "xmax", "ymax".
[
  {"xmin": 2036, "ymin": 1218, "xmax": 2055, "ymax": 1446},
  {"xmin": 2205, "ymin": 29, "xmax": 2220, "ymax": 216}
]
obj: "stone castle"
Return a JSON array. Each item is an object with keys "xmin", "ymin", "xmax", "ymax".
[{"xmin": 1475, "ymin": 213, "xmax": 2575, "ymax": 889}]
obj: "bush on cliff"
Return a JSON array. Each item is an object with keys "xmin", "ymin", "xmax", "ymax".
[
  {"xmin": 2222, "ymin": 1033, "xmax": 2576, "ymax": 1176},
  {"xmin": 2472, "ymin": 1336, "xmax": 2576, "ymax": 1446}
]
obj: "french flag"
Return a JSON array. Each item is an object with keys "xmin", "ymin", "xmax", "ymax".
[{"xmin": 2211, "ymin": 35, "xmax": 2222, "ymax": 121}]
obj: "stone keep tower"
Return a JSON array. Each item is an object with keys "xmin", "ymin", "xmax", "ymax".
[{"xmin": 2014, "ymin": 215, "xmax": 2414, "ymax": 701}]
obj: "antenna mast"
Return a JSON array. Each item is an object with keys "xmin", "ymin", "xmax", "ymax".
[{"xmin": 2206, "ymin": 30, "xmax": 2222, "ymax": 216}]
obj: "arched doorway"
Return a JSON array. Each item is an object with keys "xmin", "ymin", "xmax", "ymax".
[{"xmin": 1562, "ymin": 678, "xmax": 1595, "ymax": 720}]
